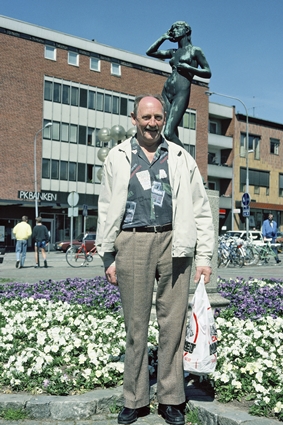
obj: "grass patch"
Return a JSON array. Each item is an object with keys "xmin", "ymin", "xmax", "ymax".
[{"xmin": 0, "ymin": 407, "xmax": 28, "ymax": 420}]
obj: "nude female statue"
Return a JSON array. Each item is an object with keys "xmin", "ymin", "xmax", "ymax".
[{"xmin": 146, "ymin": 21, "xmax": 211, "ymax": 146}]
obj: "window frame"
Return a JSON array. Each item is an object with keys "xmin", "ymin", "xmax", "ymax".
[
  {"xmin": 68, "ymin": 51, "xmax": 79, "ymax": 67},
  {"xmin": 90, "ymin": 57, "xmax": 100, "ymax": 72},
  {"xmin": 111, "ymin": 63, "xmax": 121, "ymax": 76},
  {"xmin": 270, "ymin": 138, "xmax": 280, "ymax": 155},
  {"xmin": 45, "ymin": 45, "xmax": 56, "ymax": 61}
]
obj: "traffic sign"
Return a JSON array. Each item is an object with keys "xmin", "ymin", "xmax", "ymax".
[
  {"xmin": 67, "ymin": 191, "xmax": 79, "ymax": 207},
  {"xmin": 242, "ymin": 192, "xmax": 251, "ymax": 207},
  {"xmin": 242, "ymin": 206, "xmax": 250, "ymax": 217}
]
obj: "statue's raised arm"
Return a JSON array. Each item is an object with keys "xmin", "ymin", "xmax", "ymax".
[{"xmin": 146, "ymin": 21, "xmax": 211, "ymax": 147}]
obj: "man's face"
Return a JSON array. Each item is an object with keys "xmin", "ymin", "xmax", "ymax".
[
  {"xmin": 131, "ymin": 97, "xmax": 165, "ymax": 147},
  {"xmin": 269, "ymin": 214, "xmax": 273, "ymax": 221}
]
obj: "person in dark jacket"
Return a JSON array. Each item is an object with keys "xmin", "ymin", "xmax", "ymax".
[{"xmin": 32, "ymin": 217, "xmax": 49, "ymax": 268}]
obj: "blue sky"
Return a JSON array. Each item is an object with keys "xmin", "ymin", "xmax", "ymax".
[{"xmin": 1, "ymin": 0, "xmax": 283, "ymax": 124}]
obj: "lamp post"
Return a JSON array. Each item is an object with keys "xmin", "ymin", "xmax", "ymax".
[
  {"xmin": 34, "ymin": 122, "xmax": 52, "ymax": 218},
  {"xmin": 206, "ymin": 91, "xmax": 250, "ymax": 239}
]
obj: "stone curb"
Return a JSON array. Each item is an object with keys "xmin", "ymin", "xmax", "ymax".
[{"xmin": 0, "ymin": 383, "xmax": 279, "ymax": 424}]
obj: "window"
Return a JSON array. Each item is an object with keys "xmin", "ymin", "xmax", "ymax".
[
  {"xmin": 120, "ymin": 98, "xmax": 127, "ymax": 116},
  {"xmin": 79, "ymin": 126, "xmax": 86, "ymax": 145},
  {"xmin": 43, "ymin": 120, "xmax": 52, "ymax": 139},
  {"xmin": 52, "ymin": 122, "xmax": 60, "ymax": 141},
  {"xmin": 90, "ymin": 57, "xmax": 100, "ymax": 72},
  {"xmin": 184, "ymin": 144, "xmax": 195, "ymax": 158},
  {"xmin": 71, "ymin": 87, "xmax": 79, "ymax": 106},
  {"xmin": 209, "ymin": 121, "xmax": 218, "ymax": 134},
  {"xmin": 87, "ymin": 164, "xmax": 93, "ymax": 182},
  {"xmin": 113, "ymin": 96, "xmax": 119, "ymax": 114},
  {"xmin": 61, "ymin": 123, "xmax": 69, "ymax": 142},
  {"xmin": 78, "ymin": 163, "xmax": 86, "ymax": 182},
  {"xmin": 208, "ymin": 181, "xmax": 216, "ymax": 190},
  {"xmin": 53, "ymin": 83, "xmax": 61, "ymax": 103},
  {"xmin": 42, "ymin": 159, "xmax": 50, "ymax": 178},
  {"xmin": 97, "ymin": 93, "xmax": 104, "ymax": 111},
  {"xmin": 87, "ymin": 127, "xmax": 95, "ymax": 146},
  {"xmin": 44, "ymin": 81, "xmax": 52, "ymax": 101},
  {"xmin": 62, "ymin": 85, "xmax": 70, "ymax": 104},
  {"xmin": 270, "ymin": 138, "xmax": 280, "ymax": 155},
  {"xmin": 45, "ymin": 45, "xmax": 56, "ymax": 61},
  {"xmin": 70, "ymin": 125, "xmax": 77, "ymax": 143},
  {"xmin": 69, "ymin": 162, "xmax": 77, "ymax": 181},
  {"xmin": 51, "ymin": 160, "xmax": 59, "ymax": 179},
  {"xmin": 240, "ymin": 168, "xmax": 269, "ymax": 192},
  {"xmin": 105, "ymin": 94, "xmax": 111, "ymax": 113},
  {"xmin": 240, "ymin": 133, "xmax": 260, "ymax": 159},
  {"xmin": 80, "ymin": 89, "xmax": 87, "ymax": 108},
  {"xmin": 60, "ymin": 161, "xmax": 68, "ymax": 180},
  {"xmin": 111, "ymin": 63, "xmax": 121, "ymax": 76},
  {"xmin": 181, "ymin": 112, "xmax": 196, "ymax": 130},
  {"xmin": 128, "ymin": 99, "xmax": 134, "ymax": 116},
  {"xmin": 254, "ymin": 186, "xmax": 260, "ymax": 194},
  {"xmin": 68, "ymin": 51, "xmax": 79, "ymax": 66},
  {"xmin": 88, "ymin": 91, "xmax": 96, "ymax": 109},
  {"xmin": 279, "ymin": 174, "xmax": 283, "ymax": 197}
]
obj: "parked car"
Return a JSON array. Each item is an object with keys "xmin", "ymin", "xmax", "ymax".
[
  {"xmin": 225, "ymin": 230, "xmax": 264, "ymax": 245},
  {"xmin": 54, "ymin": 232, "xmax": 96, "ymax": 252}
]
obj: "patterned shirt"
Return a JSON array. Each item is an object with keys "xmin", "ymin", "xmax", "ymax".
[{"xmin": 121, "ymin": 137, "xmax": 172, "ymax": 229}]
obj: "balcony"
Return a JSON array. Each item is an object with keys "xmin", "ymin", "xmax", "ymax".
[
  {"xmin": 208, "ymin": 133, "xmax": 233, "ymax": 149},
  {"xmin": 208, "ymin": 163, "xmax": 233, "ymax": 179}
]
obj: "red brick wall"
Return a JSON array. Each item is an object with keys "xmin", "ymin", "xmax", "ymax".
[{"xmin": 0, "ymin": 32, "xmax": 209, "ymax": 200}]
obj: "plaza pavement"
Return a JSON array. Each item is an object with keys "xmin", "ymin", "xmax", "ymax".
[{"xmin": 0, "ymin": 250, "xmax": 281, "ymax": 424}]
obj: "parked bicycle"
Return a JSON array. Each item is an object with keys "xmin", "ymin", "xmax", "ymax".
[
  {"xmin": 218, "ymin": 235, "xmax": 244, "ymax": 268},
  {"xmin": 66, "ymin": 238, "xmax": 97, "ymax": 267}
]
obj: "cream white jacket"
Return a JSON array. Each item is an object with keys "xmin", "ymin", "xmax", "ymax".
[{"xmin": 96, "ymin": 137, "xmax": 214, "ymax": 268}]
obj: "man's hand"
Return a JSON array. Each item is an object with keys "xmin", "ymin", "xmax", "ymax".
[
  {"xmin": 105, "ymin": 264, "xmax": 118, "ymax": 286},
  {"xmin": 194, "ymin": 266, "xmax": 212, "ymax": 284}
]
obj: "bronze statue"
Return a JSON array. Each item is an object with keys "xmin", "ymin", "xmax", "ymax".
[{"xmin": 146, "ymin": 21, "xmax": 211, "ymax": 146}]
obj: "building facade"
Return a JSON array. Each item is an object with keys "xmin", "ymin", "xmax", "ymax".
[
  {"xmin": 0, "ymin": 15, "xmax": 209, "ymax": 250},
  {"xmin": 207, "ymin": 102, "xmax": 283, "ymax": 232}
]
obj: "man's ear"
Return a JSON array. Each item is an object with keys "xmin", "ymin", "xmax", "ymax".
[{"xmin": 130, "ymin": 112, "xmax": 137, "ymax": 126}]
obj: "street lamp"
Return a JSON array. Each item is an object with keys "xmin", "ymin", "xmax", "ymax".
[
  {"xmin": 34, "ymin": 122, "xmax": 52, "ymax": 217},
  {"xmin": 205, "ymin": 91, "xmax": 250, "ymax": 239}
]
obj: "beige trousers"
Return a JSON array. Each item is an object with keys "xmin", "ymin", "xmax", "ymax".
[{"xmin": 115, "ymin": 230, "xmax": 192, "ymax": 409}]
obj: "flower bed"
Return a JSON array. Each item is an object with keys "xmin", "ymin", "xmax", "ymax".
[
  {"xmin": 0, "ymin": 276, "xmax": 282, "ymax": 421},
  {"xmin": 0, "ymin": 278, "xmax": 158, "ymax": 395},
  {"xmin": 214, "ymin": 277, "xmax": 283, "ymax": 421}
]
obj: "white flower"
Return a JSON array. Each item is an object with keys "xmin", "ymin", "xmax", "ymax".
[
  {"xmin": 274, "ymin": 401, "xmax": 283, "ymax": 413},
  {"xmin": 78, "ymin": 354, "xmax": 87, "ymax": 364}
]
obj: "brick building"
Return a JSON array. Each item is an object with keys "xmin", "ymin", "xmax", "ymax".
[{"xmin": 0, "ymin": 15, "xmax": 210, "ymax": 249}]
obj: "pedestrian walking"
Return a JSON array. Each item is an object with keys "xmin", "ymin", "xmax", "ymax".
[
  {"xmin": 262, "ymin": 213, "xmax": 281, "ymax": 264},
  {"xmin": 12, "ymin": 215, "xmax": 32, "ymax": 268},
  {"xmin": 32, "ymin": 217, "xmax": 49, "ymax": 268}
]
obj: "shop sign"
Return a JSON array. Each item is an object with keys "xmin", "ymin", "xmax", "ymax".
[{"xmin": 18, "ymin": 191, "xmax": 57, "ymax": 202}]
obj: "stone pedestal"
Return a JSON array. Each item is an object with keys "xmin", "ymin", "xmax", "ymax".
[{"xmin": 189, "ymin": 189, "xmax": 229, "ymax": 309}]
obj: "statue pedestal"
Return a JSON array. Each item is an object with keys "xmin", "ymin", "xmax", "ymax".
[{"xmin": 189, "ymin": 189, "xmax": 229, "ymax": 310}]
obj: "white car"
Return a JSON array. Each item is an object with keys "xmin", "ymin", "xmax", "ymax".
[{"xmin": 225, "ymin": 230, "xmax": 264, "ymax": 245}]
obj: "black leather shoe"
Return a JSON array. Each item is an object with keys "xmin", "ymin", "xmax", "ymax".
[
  {"xmin": 158, "ymin": 404, "xmax": 185, "ymax": 425},
  {"xmin": 117, "ymin": 407, "xmax": 138, "ymax": 424}
]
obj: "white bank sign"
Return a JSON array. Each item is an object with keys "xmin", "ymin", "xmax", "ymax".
[{"xmin": 18, "ymin": 191, "xmax": 57, "ymax": 202}]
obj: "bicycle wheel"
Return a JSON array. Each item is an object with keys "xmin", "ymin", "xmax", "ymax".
[
  {"xmin": 66, "ymin": 246, "xmax": 87, "ymax": 267},
  {"xmin": 243, "ymin": 246, "xmax": 256, "ymax": 266}
]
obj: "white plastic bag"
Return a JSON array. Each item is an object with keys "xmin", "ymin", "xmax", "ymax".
[{"xmin": 183, "ymin": 275, "xmax": 217, "ymax": 375}]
